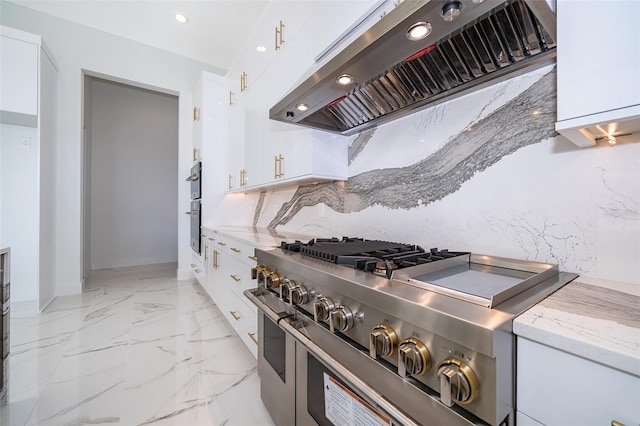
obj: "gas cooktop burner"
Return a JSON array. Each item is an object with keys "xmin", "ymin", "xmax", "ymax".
[{"xmin": 281, "ymin": 237, "xmax": 469, "ymax": 278}]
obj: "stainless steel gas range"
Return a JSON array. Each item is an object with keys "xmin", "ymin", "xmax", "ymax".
[{"xmin": 245, "ymin": 238, "xmax": 577, "ymax": 426}]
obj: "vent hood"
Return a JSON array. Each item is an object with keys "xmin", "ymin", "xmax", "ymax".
[{"xmin": 270, "ymin": 0, "xmax": 557, "ymax": 135}]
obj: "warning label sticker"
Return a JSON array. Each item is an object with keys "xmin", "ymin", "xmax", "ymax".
[{"xmin": 324, "ymin": 373, "xmax": 391, "ymax": 426}]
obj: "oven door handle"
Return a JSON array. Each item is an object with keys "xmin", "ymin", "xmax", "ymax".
[
  {"xmin": 244, "ymin": 288, "xmax": 294, "ymax": 324},
  {"xmin": 185, "ymin": 174, "xmax": 200, "ymax": 182},
  {"xmin": 280, "ymin": 319, "xmax": 420, "ymax": 426}
]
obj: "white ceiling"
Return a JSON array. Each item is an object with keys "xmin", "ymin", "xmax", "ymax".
[{"xmin": 7, "ymin": 0, "xmax": 271, "ymax": 73}]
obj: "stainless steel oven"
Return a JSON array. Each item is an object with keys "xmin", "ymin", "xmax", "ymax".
[
  {"xmin": 187, "ymin": 200, "xmax": 201, "ymax": 254},
  {"xmin": 186, "ymin": 162, "xmax": 201, "ymax": 200},
  {"xmin": 246, "ymin": 238, "xmax": 578, "ymax": 426}
]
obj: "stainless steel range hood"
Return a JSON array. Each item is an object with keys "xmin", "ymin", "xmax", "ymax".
[{"xmin": 270, "ymin": 0, "xmax": 556, "ymax": 135}]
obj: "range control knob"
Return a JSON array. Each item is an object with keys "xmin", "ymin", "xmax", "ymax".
[
  {"xmin": 314, "ymin": 297, "xmax": 335, "ymax": 322},
  {"xmin": 290, "ymin": 284, "xmax": 312, "ymax": 305},
  {"xmin": 437, "ymin": 359, "xmax": 479, "ymax": 407},
  {"xmin": 369, "ymin": 324, "xmax": 399, "ymax": 359},
  {"xmin": 329, "ymin": 306, "xmax": 355, "ymax": 333},
  {"xmin": 266, "ymin": 271, "xmax": 282, "ymax": 289},
  {"xmin": 256, "ymin": 266, "xmax": 271, "ymax": 287},
  {"xmin": 398, "ymin": 338, "xmax": 431, "ymax": 378},
  {"xmin": 279, "ymin": 278, "xmax": 296, "ymax": 301}
]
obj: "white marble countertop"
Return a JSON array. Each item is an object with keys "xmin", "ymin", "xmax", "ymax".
[
  {"xmin": 514, "ymin": 276, "xmax": 640, "ymax": 376},
  {"xmin": 202, "ymin": 226, "xmax": 314, "ymax": 248}
]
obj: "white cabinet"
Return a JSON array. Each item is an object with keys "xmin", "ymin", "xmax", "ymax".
[
  {"xmin": 0, "ymin": 31, "xmax": 38, "ymax": 119},
  {"xmin": 555, "ymin": 0, "xmax": 640, "ymax": 147},
  {"xmin": 201, "ymin": 229, "xmax": 260, "ymax": 358},
  {"xmin": 517, "ymin": 337, "xmax": 640, "ymax": 425},
  {"xmin": 224, "ymin": 1, "xmax": 389, "ymax": 192},
  {"xmin": 0, "ymin": 26, "xmax": 57, "ymax": 311}
]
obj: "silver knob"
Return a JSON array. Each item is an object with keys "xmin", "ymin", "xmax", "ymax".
[
  {"xmin": 329, "ymin": 306, "xmax": 354, "ymax": 333},
  {"xmin": 314, "ymin": 297, "xmax": 335, "ymax": 322},
  {"xmin": 279, "ymin": 278, "xmax": 296, "ymax": 302},
  {"xmin": 397, "ymin": 338, "xmax": 430, "ymax": 378},
  {"xmin": 437, "ymin": 359, "xmax": 479, "ymax": 407},
  {"xmin": 291, "ymin": 285, "xmax": 312, "ymax": 305}
]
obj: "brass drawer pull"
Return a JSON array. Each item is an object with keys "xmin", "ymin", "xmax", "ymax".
[
  {"xmin": 218, "ymin": 242, "xmax": 227, "ymax": 246},
  {"xmin": 230, "ymin": 311, "xmax": 240, "ymax": 321},
  {"xmin": 208, "ymin": 237, "xmax": 215, "ymax": 241},
  {"xmin": 248, "ymin": 255, "xmax": 258, "ymax": 261},
  {"xmin": 231, "ymin": 247, "xmax": 241, "ymax": 253},
  {"xmin": 190, "ymin": 263, "xmax": 196, "ymax": 267},
  {"xmin": 248, "ymin": 332, "xmax": 258, "ymax": 344},
  {"xmin": 230, "ymin": 274, "xmax": 241, "ymax": 282},
  {"xmin": 195, "ymin": 269, "xmax": 202, "ymax": 273},
  {"xmin": 612, "ymin": 421, "xmax": 625, "ymax": 426}
]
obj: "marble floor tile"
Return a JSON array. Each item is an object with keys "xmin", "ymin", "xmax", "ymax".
[{"xmin": 1, "ymin": 262, "xmax": 274, "ymax": 426}]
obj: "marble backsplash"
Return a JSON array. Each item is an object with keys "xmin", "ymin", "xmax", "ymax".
[{"xmin": 218, "ymin": 64, "xmax": 640, "ymax": 284}]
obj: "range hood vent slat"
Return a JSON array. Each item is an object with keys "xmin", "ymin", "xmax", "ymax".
[{"xmin": 271, "ymin": 0, "xmax": 557, "ymax": 135}]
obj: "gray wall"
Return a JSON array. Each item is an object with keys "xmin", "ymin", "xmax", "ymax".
[{"xmin": 89, "ymin": 78, "xmax": 178, "ymax": 270}]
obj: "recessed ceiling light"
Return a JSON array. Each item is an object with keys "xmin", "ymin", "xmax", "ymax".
[
  {"xmin": 336, "ymin": 74, "xmax": 354, "ymax": 85},
  {"xmin": 296, "ymin": 103, "xmax": 309, "ymax": 112},
  {"xmin": 256, "ymin": 46, "xmax": 267, "ymax": 53},
  {"xmin": 175, "ymin": 14, "xmax": 188, "ymax": 24},
  {"xmin": 406, "ymin": 22, "xmax": 432, "ymax": 41}
]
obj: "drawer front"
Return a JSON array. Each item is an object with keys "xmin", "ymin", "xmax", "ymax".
[
  {"xmin": 212, "ymin": 234, "xmax": 259, "ymax": 267},
  {"xmin": 222, "ymin": 289, "xmax": 258, "ymax": 358},
  {"xmin": 190, "ymin": 255, "xmax": 205, "ymax": 285}
]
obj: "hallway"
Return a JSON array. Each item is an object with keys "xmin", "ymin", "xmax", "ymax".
[{"xmin": 1, "ymin": 263, "xmax": 273, "ymax": 425}]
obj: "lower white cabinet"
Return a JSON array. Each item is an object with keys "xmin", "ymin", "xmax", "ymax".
[
  {"xmin": 201, "ymin": 230, "xmax": 259, "ymax": 358},
  {"xmin": 517, "ymin": 337, "xmax": 640, "ymax": 426}
]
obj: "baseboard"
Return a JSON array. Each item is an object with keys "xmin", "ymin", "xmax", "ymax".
[
  {"xmin": 10, "ymin": 300, "xmax": 37, "ymax": 313},
  {"xmin": 57, "ymin": 281, "xmax": 83, "ymax": 296},
  {"xmin": 176, "ymin": 267, "xmax": 194, "ymax": 281}
]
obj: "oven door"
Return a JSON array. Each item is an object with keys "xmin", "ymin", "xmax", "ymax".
[
  {"xmin": 246, "ymin": 288, "xmax": 297, "ymax": 426},
  {"xmin": 189, "ymin": 200, "xmax": 201, "ymax": 254},
  {"xmin": 188, "ymin": 162, "xmax": 201, "ymax": 200}
]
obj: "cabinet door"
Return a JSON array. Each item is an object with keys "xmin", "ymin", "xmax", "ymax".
[
  {"xmin": 556, "ymin": 0, "xmax": 640, "ymax": 121},
  {"xmin": 192, "ymin": 79, "xmax": 203, "ymax": 160},
  {"xmin": 517, "ymin": 337, "xmax": 640, "ymax": 426},
  {"xmin": 0, "ymin": 35, "xmax": 38, "ymax": 117},
  {"xmin": 226, "ymin": 79, "xmax": 246, "ymax": 190}
]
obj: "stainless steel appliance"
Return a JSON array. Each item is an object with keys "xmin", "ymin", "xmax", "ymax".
[
  {"xmin": 186, "ymin": 162, "xmax": 202, "ymax": 254},
  {"xmin": 187, "ymin": 200, "xmax": 201, "ymax": 255},
  {"xmin": 0, "ymin": 247, "xmax": 10, "ymax": 406},
  {"xmin": 187, "ymin": 162, "xmax": 202, "ymax": 200},
  {"xmin": 270, "ymin": 0, "xmax": 556, "ymax": 135},
  {"xmin": 246, "ymin": 238, "xmax": 577, "ymax": 426}
]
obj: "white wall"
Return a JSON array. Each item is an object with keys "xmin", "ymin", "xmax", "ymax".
[
  {"xmin": 0, "ymin": 0, "xmax": 222, "ymax": 294},
  {"xmin": 89, "ymin": 78, "xmax": 178, "ymax": 269}
]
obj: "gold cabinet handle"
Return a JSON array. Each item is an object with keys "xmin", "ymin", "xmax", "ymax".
[
  {"xmin": 248, "ymin": 332, "xmax": 258, "ymax": 344},
  {"xmin": 230, "ymin": 274, "xmax": 241, "ymax": 282},
  {"xmin": 248, "ymin": 255, "xmax": 258, "ymax": 261},
  {"xmin": 204, "ymin": 246, "xmax": 209, "ymax": 261},
  {"xmin": 193, "ymin": 148, "xmax": 198, "ymax": 162},
  {"xmin": 228, "ymin": 174, "xmax": 233, "ymax": 190},
  {"xmin": 231, "ymin": 247, "xmax": 241, "ymax": 253},
  {"xmin": 229, "ymin": 90, "xmax": 234, "ymax": 106},
  {"xmin": 218, "ymin": 242, "xmax": 227, "ymax": 246},
  {"xmin": 190, "ymin": 263, "xmax": 196, "ymax": 267},
  {"xmin": 275, "ymin": 20, "xmax": 285, "ymax": 50},
  {"xmin": 612, "ymin": 421, "xmax": 625, "ymax": 426},
  {"xmin": 195, "ymin": 269, "xmax": 202, "ymax": 273},
  {"xmin": 208, "ymin": 237, "xmax": 215, "ymax": 241},
  {"xmin": 274, "ymin": 154, "xmax": 284, "ymax": 179},
  {"xmin": 193, "ymin": 106, "xmax": 200, "ymax": 121},
  {"xmin": 240, "ymin": 72, "xmax": 248, "ymax": 92},
  {"xmin": 230, "ymin": 310, "xmax": 240, "ymax": 321},
  {"xmin": 212, "ymin": 250, "xmax": 219, "ymax": 269}
]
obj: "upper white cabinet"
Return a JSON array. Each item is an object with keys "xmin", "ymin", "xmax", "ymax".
[
  {"xmin": 0, "ymin": 27, "xmax": 39, "ymax": 122},
  {"xmin": 555, "ymin": 0, "xmax": 640, "ymax": 147},
  {"xmin": 0, "ymin": 26, "xmax": 57, "ymax": 311},
  {"xmin": 225, "ymin": 0, "xmax": 388, "ymax": 192},
  {"xmin": 192, "ymin": 71, "xmax": 226, "ymax": 228}
]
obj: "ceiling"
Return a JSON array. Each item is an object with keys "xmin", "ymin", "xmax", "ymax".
[{"xmin": 7, "ymin": 0, "xmax": 271, "ymax": 73}]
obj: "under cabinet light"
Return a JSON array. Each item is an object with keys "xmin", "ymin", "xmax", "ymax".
[{"xmin": 256, "ymin": 46, "xmax": 267, "ymax": 53}]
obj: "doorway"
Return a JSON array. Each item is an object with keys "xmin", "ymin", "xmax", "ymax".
[{"xmin": 82, "ymin": 74, "xmax": 179, "ymax": 279}]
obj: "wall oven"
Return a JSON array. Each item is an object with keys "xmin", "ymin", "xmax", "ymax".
[{"xmin": 186, "ymin": 161, "xmax": 202, "ymax": 254}]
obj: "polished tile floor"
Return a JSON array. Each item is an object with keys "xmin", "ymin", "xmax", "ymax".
[{"xmin": 0, "ymin": 263, "xmax": 275, "ymax": 426}]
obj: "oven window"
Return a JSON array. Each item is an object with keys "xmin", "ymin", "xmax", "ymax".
[{"xmin": 263, "ymin": 316, "xmax": 286, "ymax": 382}]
